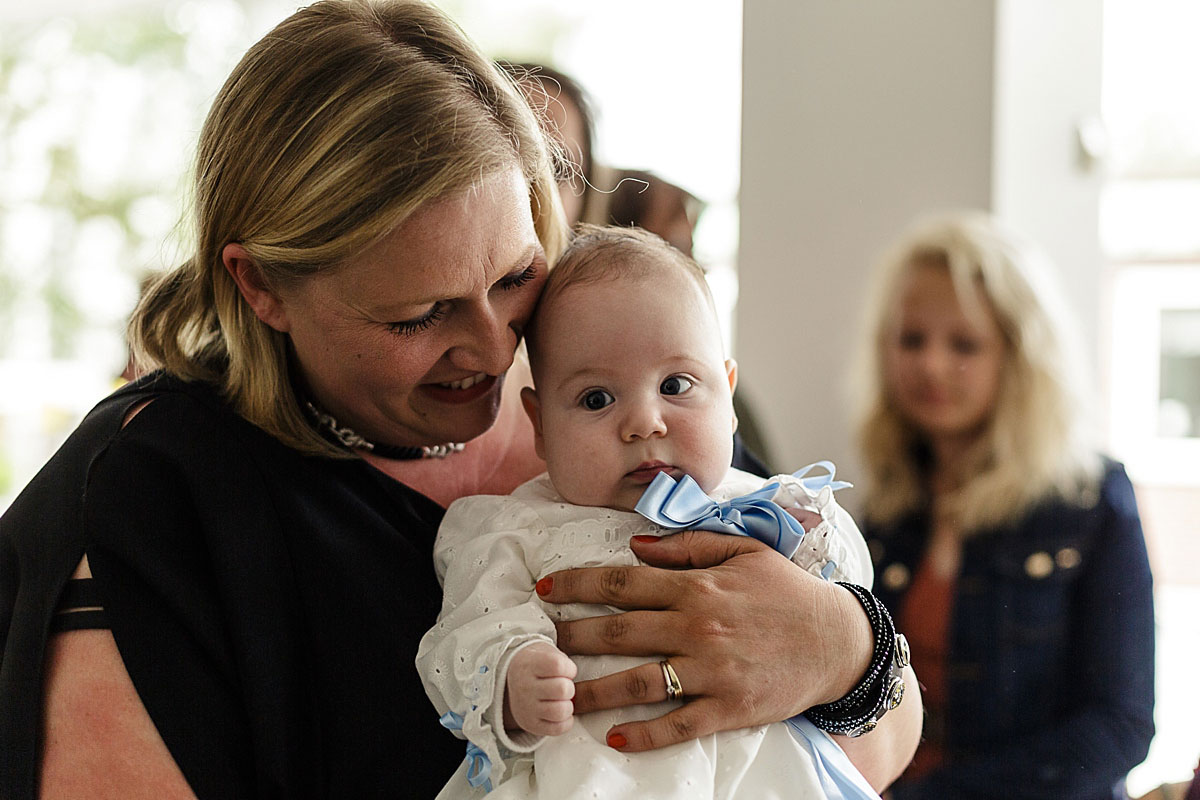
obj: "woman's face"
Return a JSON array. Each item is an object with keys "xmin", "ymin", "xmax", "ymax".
[
  {"xmin": 884, "ymin": 261, "xmax": 1007, "ymax": 448},
  {"xmin": 269, "ymin": 167, "xmax": 548, "ymax": 448}
]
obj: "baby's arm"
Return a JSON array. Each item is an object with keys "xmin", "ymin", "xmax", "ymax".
[
  {"xmin": 417, "ymin": 495, "xmax": 567, "ymax": 782},
  {"xmin": 503, "ymin": 641, "xmax": 577, "ymax": 736}
]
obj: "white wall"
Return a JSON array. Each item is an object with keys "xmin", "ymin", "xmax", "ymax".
[
  {"xmin": 992, "ymin": 0, "xmax": 1106, "ymax": 405},
  {"xmin": 737, "ymin": 0, "xmax": 1103, "ymax": 496}
]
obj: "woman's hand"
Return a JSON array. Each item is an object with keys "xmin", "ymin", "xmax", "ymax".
[{"xmin": 539, "ymin": 530, "xmax": 874, "ymax": 750}]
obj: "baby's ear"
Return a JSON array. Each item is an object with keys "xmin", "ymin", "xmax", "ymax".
[
  {"xmin": 519, "ymin": 386, "xmax": 547, "ymax": 460},
  {"xmin": 725, "ymin": 359, "xmax": 739, "ymax": 433}
]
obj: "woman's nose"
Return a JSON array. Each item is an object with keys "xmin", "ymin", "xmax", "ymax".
[
  {"xmin": 620, "ymin": 398, "xmax": 667, "ymax": 442},
  {"xmin": 448, "ymin": 305, "xmax": 517, "ymax": 375},
  {"xmin": 916, "ymin": 345, "xmax": 953, "ymax": 378}
]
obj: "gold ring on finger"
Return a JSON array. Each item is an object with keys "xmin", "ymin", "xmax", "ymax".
[{"xmin": 660, "ymin": 659, "xmax": 684, "ymax": 702}]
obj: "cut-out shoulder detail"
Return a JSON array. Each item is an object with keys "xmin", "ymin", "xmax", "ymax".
[
  {"xmin": 51, "ymin": 577, "xmax": 108, "ymax": 634},
  {"xmin": 41, "ymin": 630, "xmax": 198, "ymax": 799},
  {"xmin": 70, "ymin": 555, "xmax": 92, "ymax": 579},
  {"xmin": 122, "ymin": 398, "xmax": 155, "ymax": 428}
]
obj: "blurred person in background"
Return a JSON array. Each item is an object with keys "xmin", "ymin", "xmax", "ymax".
[
  {"xmin": 503, "ymin": 61, "xmax": 600, "ymax": 227},
  {"xmin": 853, "ymin": 211, "xmax": 1155, "ymax": 800}
]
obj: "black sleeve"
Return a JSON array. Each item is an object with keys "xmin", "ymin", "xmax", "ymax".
[{"xmin": 83, "ymin": 392, "xmax": 316, "ymax": 799}]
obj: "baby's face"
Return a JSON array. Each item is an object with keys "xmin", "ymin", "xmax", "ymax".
[{"xmin": 523, "ymin": 264, "xmax": 736, "ymax": 511}]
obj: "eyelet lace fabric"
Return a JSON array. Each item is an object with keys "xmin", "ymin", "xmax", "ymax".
[{"xmin": 416, "ymin": 468, "xmax": 875, "ymax": 799}]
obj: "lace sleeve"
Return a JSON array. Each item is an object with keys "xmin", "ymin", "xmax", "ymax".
[
  {"xmin": 415, "ymin": 494, "xmax": 557, "ymax": 784},
  {"xmin": 771, "ymin": 474, "xmax": 874, "ymax": 588}
]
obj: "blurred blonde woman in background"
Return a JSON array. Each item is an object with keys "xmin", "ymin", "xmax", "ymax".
[{"xmin": 854, "ymin": 211, "xmax": 1155, "ymax": 800}]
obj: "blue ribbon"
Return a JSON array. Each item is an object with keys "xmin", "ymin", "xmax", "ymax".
[
  {"xmin": 438, "ymin": 710, "xmax": 494, "ymax": 792},
  {"xmin": 785, "ymin": 715, "xmax": 882, "ymax": 799},
  {"xmin": 634, "ymin": 461, "xmax": 850, "ymax": 560}
]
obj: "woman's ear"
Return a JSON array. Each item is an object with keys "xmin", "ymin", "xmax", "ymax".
[
  {"xmin": 519, "ymin": 386, "xmax": 547, "ymax": 460},
  {"xmin": 222, "ymin": 243, "xmax": 291, "ymax": 332}
]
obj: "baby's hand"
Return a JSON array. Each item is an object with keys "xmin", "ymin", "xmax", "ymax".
[
  {"xmin": 503, "ymin": 642, "xmax": 577, "ymax": 736},
  {"xmin": 786, "ymin": 507, "xmax": 821, "ymax": 532}
]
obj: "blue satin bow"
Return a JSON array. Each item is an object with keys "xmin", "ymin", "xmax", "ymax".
[
  {"xmin": 439, "ymin": 710, "xmax": 493, "ymax": 792},
  {"xmin": 634, "ymin": 461, "xmax": 850, "ymax": 560}
]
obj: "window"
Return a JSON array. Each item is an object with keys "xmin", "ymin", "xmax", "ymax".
[
  {"xmin": 1101, "ymin": 0, "xmax": 1200, "ymax": 487},
  {"xmin": 1102, "ymin": 0, "xmax": 1200, "ymax": 792}
]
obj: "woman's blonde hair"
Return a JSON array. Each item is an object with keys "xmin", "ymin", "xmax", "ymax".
[
  {"xmin": 129, "ymin": 0, "xmax": 567, "ymax": 456},
  {"xmin": 852, "ymin": 211, "xmax": 1102, "ymax": 534}
]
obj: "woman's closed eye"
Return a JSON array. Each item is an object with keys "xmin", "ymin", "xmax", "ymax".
[
  {"xmin": 580, "ymin": 389, "xmax": 615, "ymax": 411},
  {"xmin": 660, "ymin": 375, "xmax": 694, "ymax": 396},
  {"xmin": 384, "ymin": 261, "xmax": 539, "ymax": 337},
  {"xmin": 386, "ymin": 303, "xmax": 448, "ymax": 336},
  {"xmin": 496, "ymin": 263, "xmax": 538, "ymax": 291}
]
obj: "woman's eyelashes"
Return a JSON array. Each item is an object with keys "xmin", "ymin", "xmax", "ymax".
[
  {"xmin": 386, "ymin": 303, "xmax": 448, "ymax": 336},
  {"xmin": 497, "ymin": 263, "xmax": 538, "ymax": 291},
  {"xmin": 384, "ymin": 262, "xmax": 539, "ymax": 336}
]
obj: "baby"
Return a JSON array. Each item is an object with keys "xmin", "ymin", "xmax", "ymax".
[{"xmin": 417, "ymin": 225, "xmax": 878, "ymax": 799}]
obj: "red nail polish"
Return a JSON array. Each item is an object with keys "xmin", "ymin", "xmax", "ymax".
[
  {"xmin": 631, "ymin": 534, "xmax": 660, "ymax": 544},
  {"xmin": 607, "ymin": 731, "xmax": 627, "ymax": 749},
  {"xmin": 535, "ymin": 576, "xmax": 553, "ymax": 596}
]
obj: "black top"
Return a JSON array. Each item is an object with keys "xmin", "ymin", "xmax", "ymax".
[
  {"xmin": 0, "ymin": 372, "xmax": 771, "ymax": 799},
  {"xmin": 1, "ymin": 373, "xmax": 458, "ymax": 798}
]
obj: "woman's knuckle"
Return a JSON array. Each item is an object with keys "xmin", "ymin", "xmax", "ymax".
[
  {"xmin": 668, "ymin": 713, "xmax": 698, "ymax": 740},
  {"xmin": 597, "ymin": 567, "xmax": 629, "ymax": 601},
  {"xmin": 686, "ymin": 614, "xmax": 728, "ymax": 641},
  {"xmin": 634, "ymin": 724, "xmax": 659, "ymax": 751},
  {"xmin": 600, "ymin": 613, "xmax": 630, "ymax": 644},
  {"xmin": 624, "ymin": 668, "xmax": 652, "ymax": 700},
  {"xmin": 683, "ymin": 570, "xmax": 721, "ymax": 601}
]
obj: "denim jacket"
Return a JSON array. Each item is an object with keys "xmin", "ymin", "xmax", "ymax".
[{"xmin": 866, "ymin": 460, "xmax": 1155, "ymax": 800}]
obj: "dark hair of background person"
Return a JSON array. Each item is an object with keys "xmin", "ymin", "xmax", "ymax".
[
  {"xmin": 500, "ymin": 61, "xmax": 598, "ymax": 225},
  {"xmin": 606, "ymin": 169, "xmax": 705, "ymax": 259}
]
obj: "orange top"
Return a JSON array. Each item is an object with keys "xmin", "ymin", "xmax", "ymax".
[{"xmin": 896, "ymin": 554, "xmax": 956, "ymax": 780}]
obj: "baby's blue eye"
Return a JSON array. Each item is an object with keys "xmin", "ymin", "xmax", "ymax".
[
  {"xmin": 661, "ymin": 375, "xmax": 694, "ymax": 396},
  {"xmin": 581, "ymin": 390, "xmax": 614, "ymax": 411}
]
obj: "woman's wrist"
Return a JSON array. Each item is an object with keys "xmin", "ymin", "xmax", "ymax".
[
  {"xmin": 817, "ymin": 580, "xmax": 876, "ymax": 704},
  {"xmin": 806, "ymin": 582, "xmax": 910, "ymax": 737}
]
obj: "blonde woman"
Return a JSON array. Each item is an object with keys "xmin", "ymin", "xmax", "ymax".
[
  {"xmin": 0, "ymin": 2, "xmax": 918, "ymax": 798},
  {"xmin": 854, "ymin": 211, "xmax": 1155, "ymax": 800}
]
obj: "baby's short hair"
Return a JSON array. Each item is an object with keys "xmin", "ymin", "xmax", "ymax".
[{"xmin": 525, "ymin": 224, "xmax": 716, "ymax": 366}]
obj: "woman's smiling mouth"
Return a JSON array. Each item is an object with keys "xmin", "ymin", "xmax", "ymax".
[
  {"xmin": 422, "ymin": 372, "xmax": 498, "ymax": 404},
  {"xmin": 439, "ymin": 372, "xmax": 489, "ymax": 390}
]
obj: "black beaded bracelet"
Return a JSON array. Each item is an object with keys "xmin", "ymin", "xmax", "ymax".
[{"xmin": 805, "ymin": 582, "xmax": 911, "ymax": 737}]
